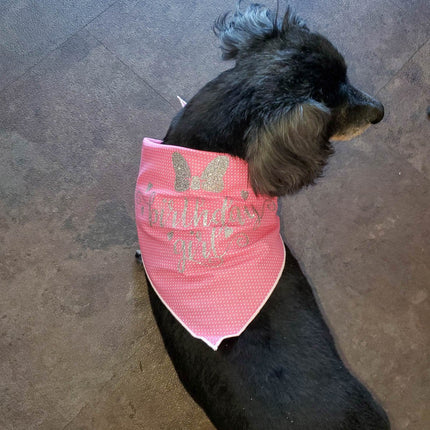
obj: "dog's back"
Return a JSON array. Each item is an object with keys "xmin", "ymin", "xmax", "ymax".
[{"xmin": 148, "ymin": 245, "xmax": 389, "ymax": 429}]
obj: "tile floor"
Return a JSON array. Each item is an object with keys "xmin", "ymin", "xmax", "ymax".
[{"xmin": 0, "ymin": 0, "xmax": 429, "ymax": 429}]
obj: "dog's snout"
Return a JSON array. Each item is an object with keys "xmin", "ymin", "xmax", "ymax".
[
  {"xmin": 346, "ymin": 85, "xmax": 384, "ymax": 125},
  {"xmin": 369, "ymin": 102, "xmax": 384, "ymax": 124}
]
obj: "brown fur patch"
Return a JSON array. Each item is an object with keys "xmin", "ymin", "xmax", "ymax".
[{"xmin": 331, "ymin": 124, "xmax": 371, "ymax": 141}]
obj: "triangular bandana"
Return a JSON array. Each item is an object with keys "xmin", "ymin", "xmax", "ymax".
[{"xmin": 135, "ymin": 138, "xmax": 285, "ymax": 350}]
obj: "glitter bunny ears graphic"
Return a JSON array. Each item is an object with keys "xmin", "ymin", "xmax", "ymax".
[{"xmin": 172, "ymin": 152, "xmax": 229, "ymax": 193}]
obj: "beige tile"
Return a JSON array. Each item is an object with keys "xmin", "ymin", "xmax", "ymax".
[{"xmin": 63, "ymin": 307, "xmax": 215, "ymax": 430}]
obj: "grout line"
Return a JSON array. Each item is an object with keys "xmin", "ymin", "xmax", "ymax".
[
  {"xmin": 372, "ymin": 34, "xmax": 430, "ymax": 184},
  {"xmin": 61, "ymin": 401, "xmax": 89, "ymax": 430},
  {"xmin": 80, "ymin": 0, "xmax": 119, "ymax": 28},
  {"xmin": 376, "ymin": 37, "xmax": 429, "ymax": 97},
  {"xmin": 87, "ymin": 31, "xmax": 177, "ymax": 111},
  {"xmin": 0, "ymin": 1, "xmax": 119, "ymax": 96},
  {"xmin": 29, "ymin": 382, "xmax": 71, "ymax": 425},
  {"xmin": 0, "ymin": 0, "xmax": 177, "ymax": 113}
]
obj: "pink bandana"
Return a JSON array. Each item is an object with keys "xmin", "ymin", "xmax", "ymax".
[{"xmin": 135, "ymin": 138, "xmax": 285, "ymax": 350}]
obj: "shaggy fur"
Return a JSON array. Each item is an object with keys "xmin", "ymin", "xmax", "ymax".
[{"xmin": 137, "ymin": 3, "xmax": 388, "ymax": 429}]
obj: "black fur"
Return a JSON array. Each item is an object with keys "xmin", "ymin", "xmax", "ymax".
[{"xmin": 139, "ymin": 3, "xmax": 388, "ymax": 429}]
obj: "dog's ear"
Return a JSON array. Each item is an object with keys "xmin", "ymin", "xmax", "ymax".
[
  {"xmin": 214, "ymin": 4, "xmax": 307, "ymax": 60},
  {"xmin": 245, "ymin": 102, "xmax": 333, "ymax": 196},
  {"xmin": 213, "ymin": 3, "xmax": 278, "ymax": 60}
]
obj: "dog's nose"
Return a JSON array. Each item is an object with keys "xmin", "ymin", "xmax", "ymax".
[
  {"xmin": 369, "ymin": 102, "xmax": 384, "ymax": 124},
  {"xmin": 347, "ymin": 85, "xmax": 385, "ymax": 125}
]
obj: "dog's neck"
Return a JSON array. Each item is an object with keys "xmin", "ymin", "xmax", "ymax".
[{"xmin": 163, "ymin": 69, "xmax": 252, "ymax": 158}]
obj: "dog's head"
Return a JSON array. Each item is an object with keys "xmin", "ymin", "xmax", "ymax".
[{"xmin": 166, "ymin": 3, "xmax": 384, "ymax": 196}]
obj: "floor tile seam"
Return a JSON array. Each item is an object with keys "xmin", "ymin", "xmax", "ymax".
[
  {"xmin": 375, "ymin": 37, "xmax": 430, "ymax": 96},
  {"xmin": 372, "ymin": 36, "xmax": 430, "ymax": 182},
  {"xmin": 85, "ymin": 30, "xmax": 177, "ymax": 110},
  {"xmin": 61, "ymin": 401, "xmax": 89, "ymax": 430},
  {"xmin": 0, "ymin": 0, "xmax": 120, "ymax": 96},
  {"xmin": 28, "ymin": 380, "xmax": 71, "ymax": 424},
  {"xmin": 59, "ymin": 370, "xmax": 122, "ymax": 429},
  {"xmin": 335, "ymin": 0, "xmax": 429, "ymax": 95}
]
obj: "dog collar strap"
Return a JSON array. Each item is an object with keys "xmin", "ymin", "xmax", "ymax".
[{"xmin": 135, "ymin": 138, "xmax": 285, "ymax": 350}]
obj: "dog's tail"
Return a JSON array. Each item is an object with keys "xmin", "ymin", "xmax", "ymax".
[{"xmin": 213, "ymin": 2, "xmax": 306, "ymax": 60}]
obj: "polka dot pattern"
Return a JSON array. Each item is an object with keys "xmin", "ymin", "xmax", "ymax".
[{"xmin": 135, "ymin": 138, "xmax": 285, "ymax": 350}]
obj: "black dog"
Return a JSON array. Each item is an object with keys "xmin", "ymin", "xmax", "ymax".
[{"xmin": 136, "ymin": 3, "xmax": 389, "ymax": 429}]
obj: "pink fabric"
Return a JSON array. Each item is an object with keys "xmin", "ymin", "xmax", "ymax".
[{"xmin": 135, "ymin": 138, "xmax": 285, "ymax": 350}]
